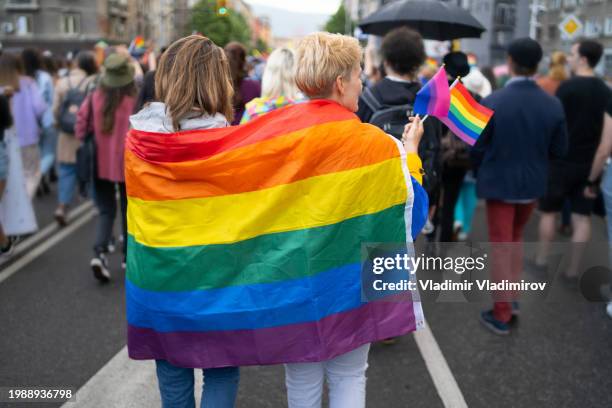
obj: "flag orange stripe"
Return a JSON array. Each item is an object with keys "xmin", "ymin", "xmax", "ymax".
[
  {"xmin": 453, "ymin": 84, "xmax": 494, "ymax": 118},
  {"xmin": 125, "ymin": 120, "xmax": 400, "ymax": 201}
]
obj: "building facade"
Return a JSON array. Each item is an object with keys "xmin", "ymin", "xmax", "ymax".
[
  {"xmin": 0, "ymin": 0, "xmax": 188, "ymax": 54},
  {"xmin": 460, "ymin": 0, "xmax": 531, "ymax": 66},
  {"xmin": 537, "ymin": 0, "xmax": 612, "ymax": 76}
]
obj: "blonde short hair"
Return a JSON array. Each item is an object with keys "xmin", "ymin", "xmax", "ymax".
[
  {"xmin": 261, "ymin": 47, "xmax": 300, "ymax": 100},
  {"xmin": 295, "ymin": 32, "xmax": 362, "ymax": 99}
]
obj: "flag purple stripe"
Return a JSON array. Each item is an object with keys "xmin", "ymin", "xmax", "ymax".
[
  {"xmin": 440, "ymin": 116, "xmax": 477, "ymax": 146},
  {"xmin": 128, "ymin": 298, "xmax": 418, "ymax": 368}
]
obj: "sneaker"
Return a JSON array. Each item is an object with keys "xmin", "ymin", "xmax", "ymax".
[
  {"xmin": 121, "ymin": 257, "xmax": 126, "ymax": 271},
  {"xmin": 606, "ymin": 302, "xmax": 612, "ymax": 319},
  {"xmin": 54, "ymin": 207, "xmax": 67, "ymax": 227},
  {"xmin": 479, "ymin": 310, "xmax": 510, "ymax": 335},
  {"xmin": 107, "ymin": 236, "xmax": 116, "ymax": 254},
  {"xmin": 422, "ymin": 219, "xmax": 435, "ymax": 235},
  {"xmin": 91, "ymin": 254, "xmax": 111, "ymax": 283},
  {"xmin": 0, "ymin": 236, "xmax": 18, "ymax": 257}
]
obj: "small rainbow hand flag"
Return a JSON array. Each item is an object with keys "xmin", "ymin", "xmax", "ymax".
[
  {"xmin": 440, "ymin": 81, "xmax": 494, "ymax": 146},
  {"xmin": 414, "ymin": 66, "xmax": 451, "ymax": 118}
]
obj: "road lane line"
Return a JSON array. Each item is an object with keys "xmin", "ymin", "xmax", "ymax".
[
  {"xmin": 1, "ymin": 201, "xmax": 94, "ymax": 267},
  {"xmin": 0, "ymin": 209, "xmax": 96, "ymax": 285},
  {"xmin": 62, "ymin": 346, "xmax": 205, "ymax": 407},
  {"xmin": 413, "ymin": 321, "xmax": 468, "ymax": 408}
]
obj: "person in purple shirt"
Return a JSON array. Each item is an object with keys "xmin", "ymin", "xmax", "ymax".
[
  {"xmin": 224, "ymin": 42, "xmax": 261, "ymax": 125},
  {"xmin": 0, "ymin": 52, "xmax": 46, "ymax": 198}
]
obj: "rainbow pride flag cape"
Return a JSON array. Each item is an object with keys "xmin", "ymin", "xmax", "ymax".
[
  {"xmin": 125, "ymin": 100, "xmax": 427, "ymax": 368},
  {"xmin": 440, "ymin": 81, "xmax": 494, "ymax": 146},
  {"xmin": 414, "ymin": 66, "xmax": 451, "ymax": 118}
]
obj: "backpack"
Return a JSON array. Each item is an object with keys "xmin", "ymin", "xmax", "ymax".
[
  {"xmin": 361, "ymin": 87, "xmax": 442, "ymax": 196},
  {"xmin": 58, "ymin": 76, "xmax": 88, "ymax": 134}
]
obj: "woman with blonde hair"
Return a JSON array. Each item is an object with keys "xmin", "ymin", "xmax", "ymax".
[
  {"xmin": 240, "ymin": 47, "xmax": 303, "ymax": 123},
  {"xmin": 537, "ymin": 51, "xmax": 568, "ymax": 96},
  {"xmin": 128, "ymin": 35, "xmax": 239, "ymax": 408},
  {"xmin": 282, "ymin": 31, "xmax": 427, "ymax": 408}
]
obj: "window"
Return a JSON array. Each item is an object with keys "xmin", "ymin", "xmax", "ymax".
[
  {"xmin": 495, "ymin": 4, "xmax": 516, "ymax": 26},
  {"xmin": 585, "ymin": 18, "xmax": 602, "ymax": 38},
  {"xmin": 15, "ymin": 15, "xmax": 32, "ymax": 35},
  {"xmin": 605, "ymin": 17, "xmax": 612, "ymax": 36},
  {"xmin": 604, "ymin": 52, "xmax": 612, "ymax": 77},
  {"xmin": 6, "ymin": 0, "xmax": 37, "ymax": 6},
  {"xmin": 549, "ymin": 24, "xmax": 559, "ymax": 41},
  {"xmin": 549, "ymin": 0, "xmax": 562, "ymax": 9},
  {"xmin": 60, "ymin": 14, "xmax": 80, "ymax": 35}
]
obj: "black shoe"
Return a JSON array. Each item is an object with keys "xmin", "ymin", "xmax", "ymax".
[
  {"xmin": 0, "ymin": 236, "xmax": 19, "ymax": 257},
  {"xmin": 91, "ymin": 254, "xmax": 111, "ymax": 283}
]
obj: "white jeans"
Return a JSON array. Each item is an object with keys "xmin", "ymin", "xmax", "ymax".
[{"xmin": 284, "ymin": 344, "xmax": 370, "ymax": 408}]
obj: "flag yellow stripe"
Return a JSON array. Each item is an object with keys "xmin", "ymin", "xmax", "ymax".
[
  {"xmin": 127, "ymin": 158, "xmax": 408, "ymax": 248},
  {"xmin": 450, "ymin": 94, "xmax": 487, "ymax": 128}
]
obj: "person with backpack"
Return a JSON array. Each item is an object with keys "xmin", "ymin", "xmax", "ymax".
[
  {"xmin": 52, "ymin": 51, "xmax": 98, "ymax": 226},
  {"xmin": 357, "ymin": 27, "xmax": 442, "ymax": 239}
]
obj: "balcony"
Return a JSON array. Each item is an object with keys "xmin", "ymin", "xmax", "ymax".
[{"xmin": 5, "ymin": 0, "xmax": 39, "ymax": 11}]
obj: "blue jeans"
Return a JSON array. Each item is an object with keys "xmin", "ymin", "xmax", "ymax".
[
  {"xmin": 39, "ymin": 126, "xmax": 57, "ymax": 176},
  {"xmin": 58, "ymin": 163, "xmax": 77, "ymax": 205},
  {"xmin": 601, "ymin": 164, "xmax": 612, "ymax": 281},
  {"xmin": 156, "ymin": 360, "xmax": 239, "ymax": 408}
]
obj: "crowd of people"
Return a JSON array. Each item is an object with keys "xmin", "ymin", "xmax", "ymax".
[{"xmin": 0, "ymin": 26, "xmax": 611, "ymax": 407}]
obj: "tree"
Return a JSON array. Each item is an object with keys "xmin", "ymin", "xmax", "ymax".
[
  {"xmin": 324, "ymin": 4, "xmax": 355, "ymax": 35},
  {"xmin": 190, "ymin": 0, "xmax": 252, "ymax": 47}
]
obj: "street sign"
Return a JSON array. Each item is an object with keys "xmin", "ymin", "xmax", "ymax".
[{"xmin": 559, "ymin": 14, "xmax": 583, "ymax": 40}]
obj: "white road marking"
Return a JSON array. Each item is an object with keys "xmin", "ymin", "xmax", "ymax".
[
  {"xmin": 0, "ymin": 201, "xmax": 94, "ymax": 268},
  {"xmin": 0, "ymin": 209, "xmax": 96, "ymax": 285},
  {"xmin": 413, "ymin": 321, "xmax": 468, "ymax": 408}
]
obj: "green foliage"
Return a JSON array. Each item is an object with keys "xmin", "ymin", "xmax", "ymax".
[
  {"xmin": 190, "ymin": 0, "xmax": 252, "ymax": 47},
  {"xmin": 324, "ymin": 4, "xmax": 355, "ymax": 34}
]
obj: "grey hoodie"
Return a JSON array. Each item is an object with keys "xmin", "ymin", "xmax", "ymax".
[{"xmin": 129, "ymin": 102, "xmax": 228, "ymax": 133}]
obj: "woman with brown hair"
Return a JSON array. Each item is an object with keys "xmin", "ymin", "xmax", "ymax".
[
  {"xmin": 224, "ymin": 41, "xmax": 261, "ymax": 125},
  {"xmin": 75, "ymin": 53, "xmax": 136, "ymax": 282},
  {"xmin": 128, "ymin": 35, "xmax": 239, "ymax": 408}
]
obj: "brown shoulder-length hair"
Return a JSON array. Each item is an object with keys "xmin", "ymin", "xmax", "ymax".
[
  {"xmin": 101, "ymin": 81, "xmax": 137, "ymax": 134},
  {"xmin": 0, "ymin": 53, "xmax": 23, "ymax": 92},
  {"xmin": 155, "ymin": 35, "xmax": 234, "ymax": 130},
  {"xmin": 224, "ymin": 41, "xmax": 247, "ymax": 108}
]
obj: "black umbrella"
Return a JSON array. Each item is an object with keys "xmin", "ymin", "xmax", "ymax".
[{"xmin": 358, "ymin": 0, "xmax": 485, "ymax": 41}]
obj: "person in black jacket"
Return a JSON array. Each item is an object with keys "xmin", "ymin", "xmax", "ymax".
[
  {"xmin": 357, "ymin": 27, "xmax": 442, "ymax": 239},
  {"xmin": 471, "ymin": 38, "xmax": 568, "ymax": 335}
]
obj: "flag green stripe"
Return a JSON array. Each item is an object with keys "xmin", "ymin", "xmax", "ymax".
[
  {"xmin": 449, "ymin": 104, "xmax": 484, "ymax": 133},
  {"xmin": 127, "ymin": 204, "xmax": 406, "ymax": 292}
]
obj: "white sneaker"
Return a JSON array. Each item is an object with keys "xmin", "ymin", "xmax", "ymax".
[
  {"xmin": 91, "ymin": 254, "xmax": 111, "ymax": 283},
  {"xmin": 422, "ymin": 219, "xmax": 435, "ymax": 235},
  {"xmin": 606, "ymin": 302, "xmax": 612, "ymax": 319}
]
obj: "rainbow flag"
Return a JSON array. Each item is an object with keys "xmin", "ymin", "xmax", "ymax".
[
  {"xmin": 440, "ymin": 81, "xmax": 494, "ymax": 146},
  {"xmin": 125, "ymin": 100, "xmax": 427, "ymax": 368},
  {"xmin": 414, "ymin": 66, "xmax": 451, "ymax": 118}
]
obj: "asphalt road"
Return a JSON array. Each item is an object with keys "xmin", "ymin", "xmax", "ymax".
[{"xmin": 1, "ymin": 182, "xmax": 611, "ymax": 408}]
